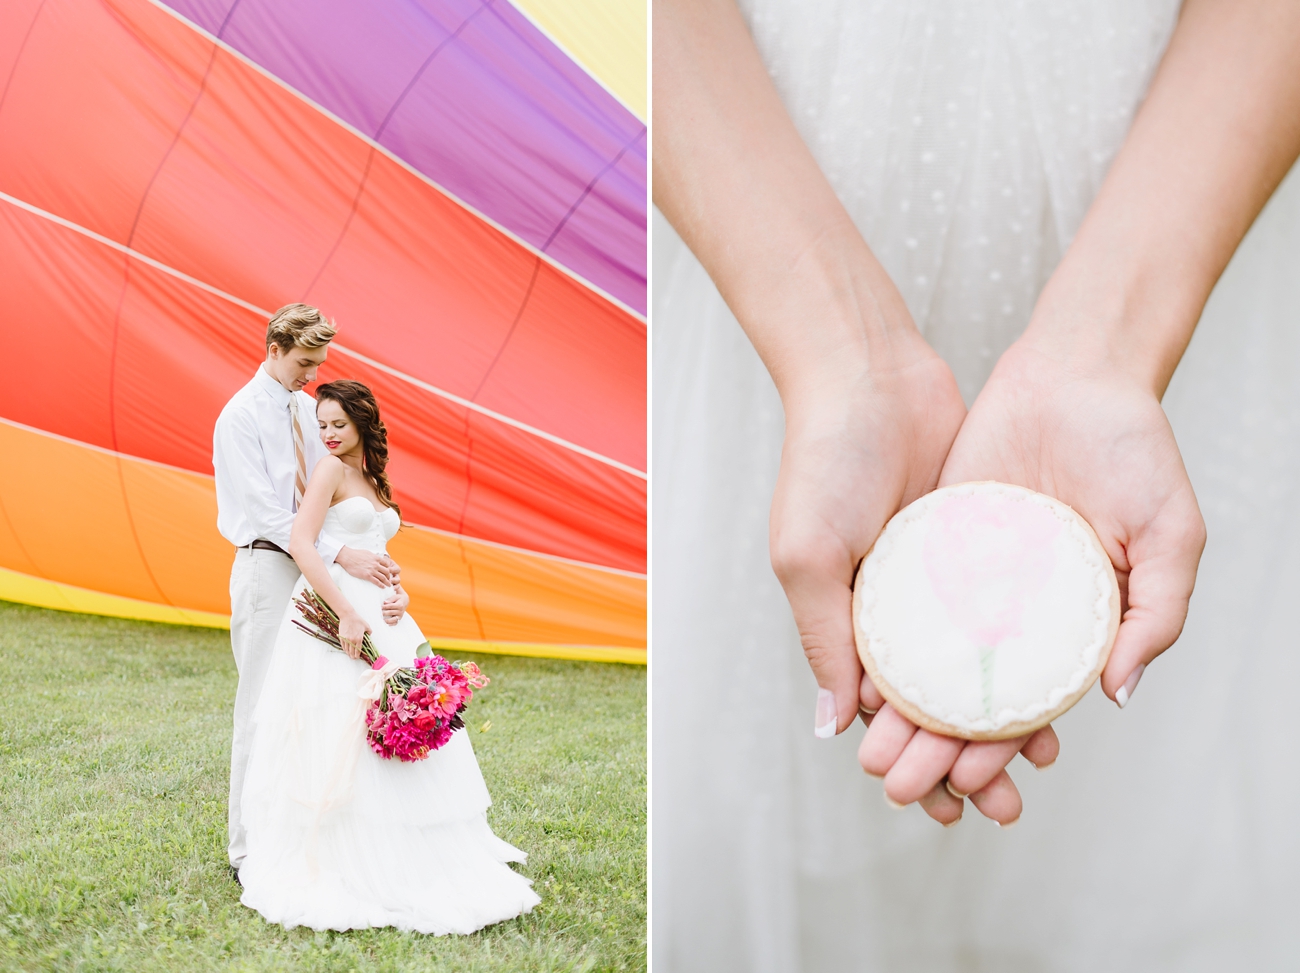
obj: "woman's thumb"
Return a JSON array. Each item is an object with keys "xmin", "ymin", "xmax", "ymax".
[
  {"xmin": 774, "ymin": 559, "xmax": 865, "ymax": 737},
  {"xmin": 1101, "ymin": 508, "xmax": 1205, "ymax": 707}
]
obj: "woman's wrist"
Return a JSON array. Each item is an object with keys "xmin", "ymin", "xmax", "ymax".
[
  {"xmin": 1017, "ymin": 234, "xmax": 1203, "ymax": 399},
  {"xmin": 747, "ymin": 220, "xmax": 932, "ymax": 409},
  {"xmin": 1017, "ymin": 0, "xmax": 1300, "ymax": 401}
]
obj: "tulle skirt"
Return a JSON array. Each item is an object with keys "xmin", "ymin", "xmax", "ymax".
[{"xmin": 238, "ymin": 566, "xmax": 540, "ymax": 934}]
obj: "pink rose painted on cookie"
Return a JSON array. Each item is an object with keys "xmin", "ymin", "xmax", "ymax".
[{"xmin": 922, "ymin": 492, "xmax": 1062, "ymax": 716}]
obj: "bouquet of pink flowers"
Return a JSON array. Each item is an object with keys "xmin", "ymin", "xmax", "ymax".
[{"xmin": 292, "ymin": 588, "xmax": 489, "ymax": 762}]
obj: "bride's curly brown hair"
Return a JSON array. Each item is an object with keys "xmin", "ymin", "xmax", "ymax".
[{"xmin": 314, "ymin": 380, "xmax": 401, "ymax": 519}]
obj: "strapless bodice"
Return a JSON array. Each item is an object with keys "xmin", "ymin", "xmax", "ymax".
[{"xmin": 322, "ymin": 495, "xmax": 400, "ymax": 555}]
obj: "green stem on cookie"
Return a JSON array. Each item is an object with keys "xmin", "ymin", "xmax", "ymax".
[{"xmin": 979, "ymin": 645, "xmax": 996, "ymax": 720}]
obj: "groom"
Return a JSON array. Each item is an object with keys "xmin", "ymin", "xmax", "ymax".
[{"xmin": 212, "ymin": 303, "xmax": 399, "ymax": 877}]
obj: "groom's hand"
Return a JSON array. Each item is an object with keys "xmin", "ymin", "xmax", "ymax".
[
  {"xmin": 335, "ymin": 546, "xmax": 398, "ymax": 588},
  {"xmin": 381, "ymin": 585, "xmax": 409, "ymax": 626}
]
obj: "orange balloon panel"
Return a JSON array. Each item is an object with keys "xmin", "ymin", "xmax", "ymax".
[
  {"xmin": 0, "ymin": 420, "xmax": 644, "ymax": 648},
  {"xmin": 386, "ymin": 531, "xmax": 645, "ymax": 648},
  {"xmin": 0, "ymin": 423, "xmax": 230, "ymax": 608}
]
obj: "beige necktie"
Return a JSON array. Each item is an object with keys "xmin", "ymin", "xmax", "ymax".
[{"xmin": 288, "ymin": 394, "xmax": 308, "ymax": 511}]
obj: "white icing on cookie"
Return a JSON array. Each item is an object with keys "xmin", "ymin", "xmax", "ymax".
[{"xmin": 854, "ymin": 482, "xmax": 1119, "ymax": 739}]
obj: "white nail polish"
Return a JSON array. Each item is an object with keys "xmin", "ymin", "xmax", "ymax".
[
  {"xmin": 814, "ymin": 688, "xmax": 837, "ymax": 738},
  {"xmin": 1116, "ymin": 663, "xmax": 1146, "ymax": 709}
]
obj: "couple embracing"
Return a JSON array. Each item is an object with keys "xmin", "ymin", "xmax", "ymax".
[{"xmin": 212, "ymin": 304, "xmax": 539, "ymax": 933}]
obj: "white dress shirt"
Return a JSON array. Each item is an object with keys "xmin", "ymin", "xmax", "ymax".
[{"xmin": 213, "ymin": 365, "xmax": 342, "ymax": 562}]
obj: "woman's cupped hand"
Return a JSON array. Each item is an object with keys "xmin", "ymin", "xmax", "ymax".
[
  {"xmin": 769, "ymin": 326, "xmax": 1065, "ymax": 826},
  {"xmin": 845, "ymin": 294, "xmax": 1206, "ymax": 827}
]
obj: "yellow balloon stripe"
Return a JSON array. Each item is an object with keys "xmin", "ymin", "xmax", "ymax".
[
  {"xmin": 0, "ymin": 565, "xmax": 645, "ymax": 664},
  {"xmin": 508, "ymin": 0, "xmax": 647, "ymax": 120},
  {"xmin": 424, "ymin": 635, "xmax": 645, "ymax": 666},
  {"xmin": 0, "ymin": 565, "xmax": 230, "ymax": 629}
]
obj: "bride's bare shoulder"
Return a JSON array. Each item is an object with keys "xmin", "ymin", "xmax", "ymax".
[{"xmin": 312, "ymin": 455, "xmax": 346, "ymax": 480}]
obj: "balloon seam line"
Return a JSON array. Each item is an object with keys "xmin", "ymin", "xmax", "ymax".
[
  {"xmin": 0, "ymin": 0, "xmax": 47, "ymax": 121},
  {"xmin": 403, "ymin": 521, "xmax": 646, "ymax": 579},
  {"xmin": 372, "ymin": 4, "xmax": 487, "ymax": 142},
  {"xmin": 0, "ymin": 566, "xmax": 645, "ymax": 652},
  {"xmin": 301, "ymin": 6, "xmax": 484, "ymax": 298},
  {"xmin": 470, "ymin": 257, "xmax": 541, "ymax": 402},
  {"xmin": 107, "ymin": 254, "xmax": 177, "ymax": 610},
  {"xmin": 137, "ymin": 0, "xmax": 647, "ymax": 324},
  {"xmin": 0, "ymin": 477, "xmax": 43, "ymax": 578},
  {"xmin": 495, "ymin": 0, "xmax": 644, "ymax": 122},
  {"xmin": 542, "ymin": 129, "xmax": 644, "ymax": 252},
  {"xmin": 0, "ymin": 415, "xmax": 643, "ymax": 578},
  {"xmin": 331, "ymin": 344, "xmax": 647, "ymax": 478},
  {"xmin": 0, "ymin": 191, "xmax": 647, "ymax": 478},
  {"xmin": 104, "ymin": 34, "xmax": 227, "ymax": 613}
]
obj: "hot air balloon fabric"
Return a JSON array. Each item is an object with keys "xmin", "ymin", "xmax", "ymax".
[{"xmin": 0, "ymin": 0, "xmax": 647, "ymax": 664}]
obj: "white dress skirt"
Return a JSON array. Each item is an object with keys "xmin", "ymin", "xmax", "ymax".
[
  {"xmin": 653, "ymin": 2, "xmax": 1300, "ymax": 970},
  {"xmin": 238, "ymin": 496, "xmax": 540, "ymax": 933}
]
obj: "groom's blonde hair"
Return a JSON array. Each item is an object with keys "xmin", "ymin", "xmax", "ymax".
[{"xmin": 266, "ymin": 303, "xmax": 337, "ymax": 353}]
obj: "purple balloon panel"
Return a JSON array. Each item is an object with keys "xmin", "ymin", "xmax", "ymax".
[
  {"xmin": 545, "ymin": 130, "xmax": 646, "ymax": 307},
  {"xmin": 156, "ymin": 0, "xmax": 647, "ymax": 315}
]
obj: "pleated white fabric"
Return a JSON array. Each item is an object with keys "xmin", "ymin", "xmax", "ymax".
[
  {"xmin": 652, "ymin": 2, "xmax": 1300, "ymax": 969},
  {"xmin": 239, "ymin": 497, "xmax": 540, "ymax": 934}
]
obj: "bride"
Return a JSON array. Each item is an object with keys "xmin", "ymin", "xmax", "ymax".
[{"xmin": 236, "ymin": 379, "xmax": 539, "ymax": 933}]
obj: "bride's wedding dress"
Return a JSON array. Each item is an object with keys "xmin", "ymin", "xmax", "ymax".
[
  {"xmin": 238, "ymin": 496, "xmax": 540, "ymax": 933},
  {"xmin": 654, "ymin": 2, "xmax": 1300, "ymax": 970}
]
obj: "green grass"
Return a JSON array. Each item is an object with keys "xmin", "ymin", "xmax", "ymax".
[{"xmin": 0, "ymin": 601, "xmax": 645, "ymax": 973}]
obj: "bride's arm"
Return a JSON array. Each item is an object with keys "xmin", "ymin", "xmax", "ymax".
[
  {"xmin": 655, "ymin": 0, "xmax": 919, "ymax": 394},
  {"xmin": 931, "ymin": 0, "xmax": 1300, "ymax": 719},
  {"xmin": 288, "ymin": 456, "xmax": 370, "ymax": 659},
  {"xmin": 656, "ymin": 0, "xmax": 1055, "ymax": 825},
  {"xmin": 1027, "ymin": 0, "xmax": 1300, "ymax": 395}
]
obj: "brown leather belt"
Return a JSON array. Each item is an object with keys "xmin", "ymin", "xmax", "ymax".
[{"xmin": 245, "ymin": 539, "xmax": 291, "ymax": 557}]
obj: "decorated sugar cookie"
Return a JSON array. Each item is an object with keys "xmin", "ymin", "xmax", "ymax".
[{"xmin": 853, "ymin": 482, "xmax": 1120, "ymax": 740}]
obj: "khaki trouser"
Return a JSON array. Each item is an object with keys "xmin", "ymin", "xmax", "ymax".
[{"xmin": 227, "ymin": 546, "xmax": 301, "ymax": 869}]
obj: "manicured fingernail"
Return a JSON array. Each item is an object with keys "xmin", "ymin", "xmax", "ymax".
[
  {"xmin": 1034, "ymin": 759, "xmax": 1056, "ymax": 772},
  {"xmin": 884, "ymin": 793, "xmax": 905, "ymax": 810},
  {"xmin": 994, "ymin": 817, "xmax": 1020, "ymax": 829},
  {"xmin": 945, "ymin": 780, "xmax": 967, "ymax": 800},
  {"xmin": 943, "ymin": 815, "xmax": 962, "ymax": 828},
  {"xmin": 1116, "ymin": 663, "xmax": 1146, "ymax": 709},
  {"xmin": 814, "ymin": 688, "xmax": 837, "ymax": 738}
]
